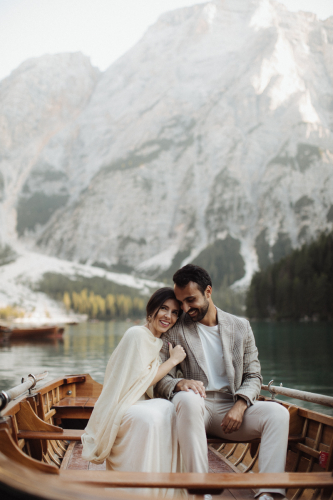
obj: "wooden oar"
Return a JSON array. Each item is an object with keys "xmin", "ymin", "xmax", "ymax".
[
  {"xmin": 0, "ymin": 371, "xmax": 48, "ymax": 411},
  {"xmin": 262, "ymin": 381, "xmax": 333, "ymax": 408}
]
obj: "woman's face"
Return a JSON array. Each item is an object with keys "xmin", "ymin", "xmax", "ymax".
[{"xmin": 149, "ymin": 299, "xmax": 180, "ymax": 338}]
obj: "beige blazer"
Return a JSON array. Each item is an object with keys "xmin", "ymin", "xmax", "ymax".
[{"xmin": 155, "ymin": 307, "xmax": 262, "ymax": 405}]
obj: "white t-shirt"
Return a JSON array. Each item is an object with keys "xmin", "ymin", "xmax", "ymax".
[{"xmin": 197, "ymin": 322, "xmax": 230, "ymax": 392}]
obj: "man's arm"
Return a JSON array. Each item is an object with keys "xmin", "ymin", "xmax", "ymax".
[
  {"xmin": 220, "ymin": 319, "xmax": 262, "ymax": 434},
  {"xmin": 234, "ymin": 320, "xmax": 262, "ymax": 405},
  {"xmin": 155, "ymin": 338, "xmax": 206, "ymax": 399}
]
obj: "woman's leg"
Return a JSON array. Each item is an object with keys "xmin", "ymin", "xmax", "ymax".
[{"xmin": 107, "ymin": 398, "xmax": 181, "ymax": 497}]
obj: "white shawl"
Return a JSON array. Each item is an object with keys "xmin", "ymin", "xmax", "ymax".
[{"xmin": 81, "ymin": 325, "xmax": 162, "ymax": 464}]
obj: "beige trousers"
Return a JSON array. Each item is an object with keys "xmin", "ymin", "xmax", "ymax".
[{"xmin": 172, "ymin": 390, "xmax": 290, "ymax": 497}]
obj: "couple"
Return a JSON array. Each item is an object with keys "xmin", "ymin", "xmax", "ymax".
[{"xmin": 82, "ymin": 264, "xmax": 290, "ymax": 500}]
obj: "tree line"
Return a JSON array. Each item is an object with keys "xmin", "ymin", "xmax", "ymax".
[
  {"xmin": 246, "ymin": 231, "xmax": 333, "ymax": 320},
  {"xmin": 63, "ymin": 289, "xmax": 146, "ymax": 320}
]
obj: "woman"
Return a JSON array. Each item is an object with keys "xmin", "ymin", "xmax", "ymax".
[{"xmin": 81, "ymin": 287, "xmax": 186, "ymax": 497}]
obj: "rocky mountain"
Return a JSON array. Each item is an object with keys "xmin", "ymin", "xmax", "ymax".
[{"xmin": 1, "ymin": 0, "xmax": 333, "ymax": 291}]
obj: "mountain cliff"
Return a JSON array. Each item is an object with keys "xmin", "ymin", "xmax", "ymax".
[{"xmin": 1, "ymin": 0, "xmax": 333, "ymax": 289}]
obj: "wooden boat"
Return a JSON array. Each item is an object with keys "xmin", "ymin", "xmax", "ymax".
[
  {"xmin": 0, "ymin": 326, "xmax": 11, "ymax": 344},
  {"xmin": 0, "ymin": 373, "xmax": 332, "ymax": 499},
  {"xmin": 0, "ymin": 325, "xmax": 64, "ymax": 340}
]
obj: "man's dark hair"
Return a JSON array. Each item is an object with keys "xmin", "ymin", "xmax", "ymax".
[
  {"xmin": 173, "ymin": 264, "xmax": 212, "ymax": 294},
  {"xmin": 146, "ymin": 287, "xmax": 180, "ymax": 320}
]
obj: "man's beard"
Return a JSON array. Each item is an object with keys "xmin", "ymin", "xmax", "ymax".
[{"xmin": 188, "ymin": 299, "xmax": 209, "ymax": 322}]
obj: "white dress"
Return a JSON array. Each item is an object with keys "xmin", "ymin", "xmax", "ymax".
[
  {"xmin": 106, "ymin": 395, "xmax": 182, "ymax": 498},
  {"xmin": 81, "ymin": 326, "xmax": 183, "ymax": 497}
]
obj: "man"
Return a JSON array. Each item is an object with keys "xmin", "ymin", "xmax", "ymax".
[{"xmin": 155, "ymin": 264, "xmax": 289, "ymax": 500}]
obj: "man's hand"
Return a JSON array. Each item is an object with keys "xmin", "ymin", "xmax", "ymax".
[
  {"xmin": 221, "ymin": 398, "xmax": 247, "ymax": 434},
  {"xmin": 175, "ymin": 379, "xmax": 206, "ymax": 398}
]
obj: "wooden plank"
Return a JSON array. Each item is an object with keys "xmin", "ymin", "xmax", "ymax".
[
  {"xmin": 295, "ymin": 443, "xmax": 321, "ymax": 459},
  {"xmin": 85, "ymin": 398, "xmax": 98, "ymax": 408},
  {"xmin": 298, "ymin": 408, "xmax": 333, "ymax": 427},
  {"xmin": 15, "ymin": 400, "xmax": 63, "ymax": 433},
  {"xmin": 75, "ymin": 374, "xmax": 103, "ymax": 398},
  {"xmin": 0, "ymin": 429, "xmax": 59, "ymax": 475},
  {"xmin": 59, "ymin": 471, "xmax": 333, "ymax": 489},
  {"xmin": 53, "ymin": 408, "xmax": 92, "ymax": 419},
  {"xmin": 207, "ymin": 435, "xmax": 302, "ymax": 445},
  {"xmin": 64, "ymin": 376, "xmax": 86, "ymax": 384},
  {"xmin": 18, "ymin": 429, "xmax": 84, "ymax": 441},
  {"xmin": 53, "ymin": 397, "xmax": 89, "ymax": 408},
  {"xmin": 305, "ymin": 437, "xmax": 330, "ymax": 454},
  {"xmin": 38, "ymin": 378, "xmax": 67, "ymax": 395},
  {"xmin": 60, "ymin": 442, "xmax": 75, "ymax": 470},
  {"xmin": 45, "ymin": 409, "xmax": 56, "ymax": 420},
  {"xmin": 63, "ymin": 383, "xmax": 76, "ymax": 398}
]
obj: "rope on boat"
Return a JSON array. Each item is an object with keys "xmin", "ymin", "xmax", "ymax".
[
  {"xmin": 0, "ymin": 371, "xmax": 48, "ymax": 412},
  {"xmin": 262, "ymin": 381, "xmax": 333, "ymax": 408}
]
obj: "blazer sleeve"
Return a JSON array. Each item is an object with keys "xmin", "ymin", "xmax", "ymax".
[
  {"xmin": 234, "ymin": 320, "xmax": 262, "ymax": 405},
  {"xmin": 154, "ymin": 337, "xmax": 183, "ymax": 400}
]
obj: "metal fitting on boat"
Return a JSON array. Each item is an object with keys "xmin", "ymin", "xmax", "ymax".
[
  {"xmin": 27, "ymin": 373, "xmax": 37, "ymax": 393},
  {"xmin": 0, "ymin": 391, "xmax": 10, "ymax": 412},
  {"xmin": 267, "ymin": 380, "xmax": 275, "ymax": 399}
]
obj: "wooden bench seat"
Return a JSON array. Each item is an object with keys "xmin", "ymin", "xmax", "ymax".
[
  {"xmin": 52, "ymin": 398, "xmax": 98, "ymax": 419},
  {"xmin": 206, "ymin": 434, "xmax": 303, "ymax": 444},
  {"xmin": 18, "ymin": 429, "xmax": 303, "ymax": 445},
  {"xmin": 17, "ymin": 429, "xmax": 84, "ymax": 441},
  {"xmin": 60, "ymin": 470, "xmax": 333, "ymax": 491}
]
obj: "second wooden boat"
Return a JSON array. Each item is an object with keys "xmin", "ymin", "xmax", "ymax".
[{"xmin": 1, "ymin": 325, "xmax": 65, "ymax": 340}]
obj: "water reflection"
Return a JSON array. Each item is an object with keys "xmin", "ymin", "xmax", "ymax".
[
  {"xmin": 1, "ymin": 320, "xmax": 332, "ymax": 416},
  {"xmin": 252, "ymin": 321, "xmax": 333, "ymax": 415}
]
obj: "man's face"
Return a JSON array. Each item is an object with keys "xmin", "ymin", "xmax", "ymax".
[{"xmin": 174, "ymin": 281, "xmax": 211, "ymax": 322}]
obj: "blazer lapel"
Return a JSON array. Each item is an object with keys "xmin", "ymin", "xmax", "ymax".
[
  {"xmin": 217, "ymin": 308, "xmax": 235, "ymax": 392},
  {"xmin": 182, "ymin": 314, "xmax": 208, "ymax": 379}
]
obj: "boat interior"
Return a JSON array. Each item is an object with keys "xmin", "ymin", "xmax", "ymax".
[{"xmin": 0, "ymin": 374, "xmax": 332, "ymax": 500}]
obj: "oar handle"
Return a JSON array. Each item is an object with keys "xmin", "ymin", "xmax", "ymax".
[{"xmin": 0, "ymin": 371, "xmax": 48, "ymax": 412}]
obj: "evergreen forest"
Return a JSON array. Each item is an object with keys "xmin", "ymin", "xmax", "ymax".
[{"xmin": 246, "ymin": 232, "xmax": 333, "ymax": 320}]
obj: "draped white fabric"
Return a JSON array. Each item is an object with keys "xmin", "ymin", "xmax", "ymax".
[
  {"xmin": 106, "ymin": 396, "xmax": 182, "ymax": 498},
  {"xmin": 81, "ymin": 325, "xmax": 162, "ymax": 464}
]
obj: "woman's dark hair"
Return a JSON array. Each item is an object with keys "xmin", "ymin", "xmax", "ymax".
[
  {"xmin": 146, "ymin": 287, "xmax": 180, "ymax": 320},
  {"xmin": 173, "ymin": 264, "xmax": 212, "ymax": 294}
]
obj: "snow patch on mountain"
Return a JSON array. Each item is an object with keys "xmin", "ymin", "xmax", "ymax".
[{"xmin": 0, "ymin": 251, "xmax": 163, "ymax": 322}]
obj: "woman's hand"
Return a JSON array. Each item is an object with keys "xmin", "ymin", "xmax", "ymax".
[
  {"xmin": 150, "ymin": 343, "xmax": 186, "ymax": 386},
  {"xmin": 169, "ymin": 343, "xmax": 186, "ymax": 365}
]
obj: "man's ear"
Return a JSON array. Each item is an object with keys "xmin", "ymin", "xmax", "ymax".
[{"xmin": 205, "ymin": 285, "xmax": 212, "ymax": 299}]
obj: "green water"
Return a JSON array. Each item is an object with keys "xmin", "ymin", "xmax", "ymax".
[{"xmin": 0, "ymin": 320, "xmax": 332, "ymax": 416}]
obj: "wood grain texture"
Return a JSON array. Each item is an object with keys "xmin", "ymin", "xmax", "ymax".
[
  {"xmin": 16, "ymin": 401, "xmax": 62, "ymax": 433},
  {"xmin": 17, "ymin": 429, "xmax": 84, "ymax": 440},
  {"xmin": 0, "ymin": 429, "xmax": 59, "ymax": 474},
  {"xmin": 59, "ymin": 470, "xmax": 333, "ymax": 489}
]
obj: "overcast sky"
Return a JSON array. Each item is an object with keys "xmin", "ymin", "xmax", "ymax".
[{"xmin": 0, "ymin": 0, "xmax": 332, "ymax": 82}]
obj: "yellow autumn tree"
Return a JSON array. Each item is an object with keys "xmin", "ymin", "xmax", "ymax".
[
  {"xmin": 63, "ymin": 292, "xmax": 71, "ymax": 311},
  {"xmin": 106, "ymin": 294, "xmax": 116, "ymax": 317}
]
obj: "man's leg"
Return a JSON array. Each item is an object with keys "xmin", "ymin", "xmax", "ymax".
[
  {"xmin": 172, "ymin": 390, "xmax": 209, "ymax": 473},
  {"xmin": 208, "ymin": 396, "xmax": 289, "ymax": 497}
]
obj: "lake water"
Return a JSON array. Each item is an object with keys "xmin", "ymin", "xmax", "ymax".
[{"xmin": 0, "ymin": 320, "xmax": 332, "ymax": 416}]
